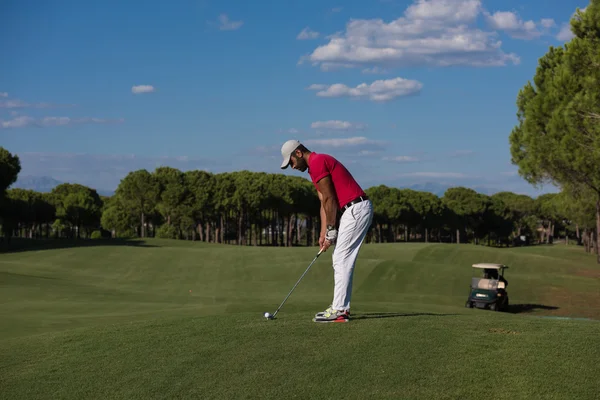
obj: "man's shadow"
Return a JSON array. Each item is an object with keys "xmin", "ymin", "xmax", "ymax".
[{"xmin": 350, "ymin": 312, "xmax": 457, "ymax": 320}]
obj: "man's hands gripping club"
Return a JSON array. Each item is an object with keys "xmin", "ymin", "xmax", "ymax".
[
  {"xmin": 320, "ymin": 225, "xmax": 338, "ymax": 251},
  {"xmin": 317, "ymin": 176, "xmax": 338, "ymax": 252}
]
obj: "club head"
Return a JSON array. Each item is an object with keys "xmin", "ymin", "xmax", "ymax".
[{"xmin": 264, "ymin": 312, "xmax": 274, "ymax": 320}]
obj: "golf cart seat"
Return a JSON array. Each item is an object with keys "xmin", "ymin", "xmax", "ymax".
[{"xmin": 472, "ymin": 278, "xmax": 498, "ymax": 290}]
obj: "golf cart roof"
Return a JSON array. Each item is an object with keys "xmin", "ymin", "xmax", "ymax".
[{"xmin": 472, "ymin": 263, "xmax": 508, "ymax": 270}]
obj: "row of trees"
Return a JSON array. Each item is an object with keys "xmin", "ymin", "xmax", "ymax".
[{"xmin": 1, "ymin": 144, "xmax": 598, "ymax": 260}]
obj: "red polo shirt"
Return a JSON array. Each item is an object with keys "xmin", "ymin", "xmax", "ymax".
[{"xmin": 308, "ymin": 152, "xmax": 366, "ymax": 209}]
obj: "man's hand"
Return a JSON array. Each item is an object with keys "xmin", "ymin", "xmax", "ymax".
[
  {"xmin": 319, "ymin": 225, "xmax": 337, "ymax": 252},
  {"xmin": 325, "ymin": 225, "xmax": 338, "ymax": 243},
  {"xmin": 319, "ymin": 232, "xmax": 332, "ymax": 252}
]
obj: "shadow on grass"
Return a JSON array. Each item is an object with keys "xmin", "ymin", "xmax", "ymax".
[
  {"xmin": 0, "ymin": 270, "xmax": 64, "ymax": 281},
  {"xmin": 0, "ymin": 237, "xmax": 158, "ymax": 254},
  {"xmin": 506, "ymin": 304, "xmax": 560, "ymax": 314},
  {"xmin": 351, "ymin": 312, "xmax": 457, "ymax": 320}
]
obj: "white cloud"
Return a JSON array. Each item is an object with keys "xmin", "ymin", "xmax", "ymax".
[
  {"xmin": 304, "ymin": 136, "xmax": 386, "ymax": 149},
  {"xmin": 303, "ymin": 0, "xmax": 521, "ymax": 71},
  {"xmin": 297, "ymin": 27, "xmax": 320, "ymax": 40},
  {"xmin": 383, "ymin": 155, "xmax": 420, "ymax": 162},
  {"xmin": 277, "ymin": 128, "xmax": 301, "ymax": 135},
  {"xmin": 131, "ymin": 85, "xmax": 155, "ymax": 94},
  {"xmin": 398, "ymin": 172, "xmax": 469, "ymax": 178},
  {"xmin": 540, "ymin": 19, "xmax": 555, "ymax": 28},
  {"xmin": 359, "ymin": 150, "xmax": 379, "ymax": 157},
  {"xmin": 307, "ymin": 77, "xmax": 422, "ymax": 102},
  {"xmin": 0, "ymin": 99, "xmax": 76, "ymax": 108},
  {"xmin": 485, "ymin": 11, "xmax": 523, "ymax": 29},
  {"xmin": 311, "ymin": 120, "xmax": 366, "ymax": 130},
  {"xmin": 362, "ymin": 67, "xmax": 388, "ymax": 74},
  {"xmin": 0, "ymin": 116, "xmax": 124, "ymax": 129},
  {"xmin": 556, "ymin": 24, "xmax": 575, "ymax": 41},
  {"xmin": 307, "ymin": 84, "xmax": 327, "ymax": 91},
  {"xmin": 217, "ymin": 14, "xmax": 243, "ymax": 31},
  {"xmin": 1, "ymin": 116, "xmax": 34, "ymax": 128},
  {"xmin": 41, "ymin": 117, "xmax": 72, "ymax": 126},
  {"xmin": 404, "ymin": 0, "xmax": 482, "ymax": 22},
  {"xmin": 315, "ymin": 62, "xmax": 357, "ymax": 71},
  {"xmin": 43, "ymin": 117, "xmax": 124, "ymax": 126},
  {"xmin": 0, "ymin": 100, "xmax": 28, "ymax": 108},
  {"xmin": 484, "ymin": 10, "xmax": 552, "ymax": 40},
  {"xmin": 0, "ymin": 92, "xmax": 7, "ymax": 97},
  {"xmin": 556, "ymin": 6, "xmax": 586, "ymax": 42}
]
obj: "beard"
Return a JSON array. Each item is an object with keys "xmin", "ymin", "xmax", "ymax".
[{"xmin": 293, "ymin": 155, "xmax": 308, "ymax": 172}]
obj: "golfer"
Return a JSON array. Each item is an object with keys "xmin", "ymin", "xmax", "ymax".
[{"xmin": 280, "ymin": 139, "xmax": 373, "ymax": 322}]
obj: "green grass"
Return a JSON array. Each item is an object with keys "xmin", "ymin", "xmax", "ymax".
[{"xmin": 1, "ymin": 239, "xmax": 600, "ymax": 399}]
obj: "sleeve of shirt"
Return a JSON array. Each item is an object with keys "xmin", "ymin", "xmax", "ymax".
[{"xmin": 310, "ymin": 155, "xmax": 330, "ymax": 184}]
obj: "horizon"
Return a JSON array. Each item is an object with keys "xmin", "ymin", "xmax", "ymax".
[{"xmin": 2, "ymin": 0, "xmax": 584, "ymax": 197}]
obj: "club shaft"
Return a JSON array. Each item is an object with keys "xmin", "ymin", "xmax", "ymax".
[{"xmin": 272, "ymin": 249, "xmax": 323, "ymax": 317}]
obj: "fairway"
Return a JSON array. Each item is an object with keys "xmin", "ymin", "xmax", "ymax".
[{"xmin": 2, "ymin": 240, "xmax": 600, "ymax": 399}]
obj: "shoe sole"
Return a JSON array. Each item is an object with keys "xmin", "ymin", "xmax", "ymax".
[{"xmin": 312, "ymin": 317, "xmax": 349, "ymax": 323}]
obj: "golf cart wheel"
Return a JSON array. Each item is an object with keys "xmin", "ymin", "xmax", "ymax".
[
  {"xmin": 465, "ymin": 301, "xmax": 473, "ymax": 308},
  {"xmin": 489, "ymin": 303, "xmax": 498, "ymax": 312}
]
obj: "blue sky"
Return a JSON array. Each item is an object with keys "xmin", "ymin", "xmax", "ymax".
[{"xmin": 0, "ymin": 0, "xmax": 588, "ymax": 195}]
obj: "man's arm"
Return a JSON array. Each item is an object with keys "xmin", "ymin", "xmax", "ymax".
[
  {"xmin": 317, "ymin": 191, "xmax": 327, "ymax": 236},
  {"xmin": 316, "ymin": 176, "xmax": 338, "ymax": 232}
]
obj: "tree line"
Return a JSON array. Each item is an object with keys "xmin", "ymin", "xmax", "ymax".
[
  {"xmin": 1, "ymin": 145, "xmax": 598, "ymax": 260},
  {"xmin": 1, "ymin": 2, "xmax": 599, "ymax": 261}
]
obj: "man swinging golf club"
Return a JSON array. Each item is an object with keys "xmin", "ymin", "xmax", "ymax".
[{"xmin": 280, "ymin": 139, "xmax": 374, "ymax": 322}]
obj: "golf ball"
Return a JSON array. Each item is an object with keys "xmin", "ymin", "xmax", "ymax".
[{"xmin": 264, "ymin": 312, "xmax": 271, "ymax": 319}]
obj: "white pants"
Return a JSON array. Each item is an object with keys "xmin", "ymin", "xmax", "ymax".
[{"xmin": 331, "ymin": 199, "xmax": 374, "ymax": 311}]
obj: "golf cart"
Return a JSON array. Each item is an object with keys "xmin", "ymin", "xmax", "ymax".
[{"xmin": 465, "ymin": 263, "xmax": 509, "ymax": 311}]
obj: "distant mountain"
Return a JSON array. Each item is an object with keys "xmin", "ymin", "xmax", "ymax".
[
  {"xmin": 470, "ymin": 186, "xmax": 502, "ymax": 196},
  {"xmin": 403, "ymin": 182, "xmax": 451, "ymax": 197},
  {"xmin": 11, "ymin": 175, "xmax": 63, "ymax": 193},
  {"xmin": 10, "ymin": 175, "xmax": 115, "ymax": 197}
]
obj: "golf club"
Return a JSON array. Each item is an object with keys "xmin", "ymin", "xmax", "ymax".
[{"xmin": 264, "ymin": 247, "xmax": 324, "ymax": 320}]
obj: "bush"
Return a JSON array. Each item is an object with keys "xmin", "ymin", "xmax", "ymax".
[
  {"xmin": 91, "ymin": 229, "xmax": 112, "ymax": 239},
  {"xmin": 117, "ymin": 228, "xmax": 136, "ymax": 239},
  {"xmin": 156, "ymin": 224, "xmax": 179, "ymax": 239}
]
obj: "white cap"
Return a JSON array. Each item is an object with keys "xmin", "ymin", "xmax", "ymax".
[{"xmin": 280, "ymin": 139, "xmax": 301, "ymax": 169}]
